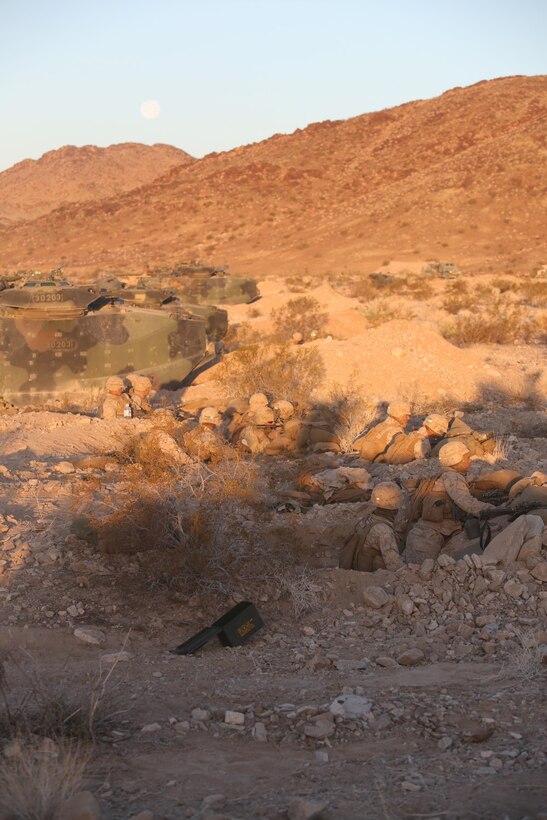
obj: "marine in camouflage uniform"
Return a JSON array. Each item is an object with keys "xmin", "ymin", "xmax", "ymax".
[
  {"xmin": 403, "ymin": 441, "xmax": 495, "ymax": 564},
  {"xmin": 353, "ymin": 402, "xmax": 429, "ymax": 464},
  {"xmin": 429, "ymin": 414, "xmax": 496, "ymax": 459},
  {"xmin": 182, "ymin": 407, "xmax": 235, "ymax": 462},
  {"xmin": 128, "ymin": 375, "xmax": 154, "ymax": 417},
  {"xmin": 339, "ymin": 482, "xmax": 405, "ymax": 572},
  {"xmin": 101, "ymin": 376, "xmax": 131, "ymax": 419}
]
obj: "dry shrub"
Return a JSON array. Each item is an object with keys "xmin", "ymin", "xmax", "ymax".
[
  {"xmin": 216, "ymin": 343, "xmax": 325, "ymax": 406},
  {"xmin": 365, "ymin": 300, "xmax": 414, "ymax": 326},
  {"xmin": 223, "ymin": 320, "xmax": 262, "ymax": 351},
  {"xmin": 442, "ymin": 293, "xmax": 475, "ymax": 314},
  {"xmin": 324, "ymin": 381, "xmax": 378, "ymax": 452},
  {"xmin": 400, "ymin": 275, "xmax": 430, "ymax": 300},
  {"xmin": 0, "ymin": 740, "xmax": 88, "ymax": 820},
  {"xmin": 271, "ymin": 296, "xmax": 328, "ymax": 341},
  {"xmin": 442, "ymin": 303, "xmax": 539, "ymax": 345},
  {"xmin": 0, "ymin": 651, "xmax": 123, "ymax": 744},
  {"xmin": 519, "ymin": 279, "xmax": 547, "ymax": 306}
]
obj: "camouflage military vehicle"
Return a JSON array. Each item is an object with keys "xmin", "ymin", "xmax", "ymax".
[
  {"xmin": 144, "ymin": 262, "xmax": 259, "ymax": 305},
  {"xmin": 0, "ymin": 279, "xmax": 211, "ymax": 406},
  {"xmin": 97, "ymin": 278, "xmax": 228, "ymax": 343},
  {"xmin": 422, "ymin": 261, "xmax": 461, "ymax": 279}
]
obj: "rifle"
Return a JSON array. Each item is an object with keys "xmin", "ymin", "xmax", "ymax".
[{"xmin": 465, "ymin": 501, "xmax": 545, "ymax": 549}]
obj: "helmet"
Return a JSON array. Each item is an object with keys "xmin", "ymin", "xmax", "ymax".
[
  {"xmin": 273, "ymin": 399, "xmax": 294, "ymax": 420},
  {"xmin": 105, "ymin": 376, "xmax": 125, "ymax": 391},
  {"xmin": 438, "ymin": 440, "xmax": 470, "ymax": 468},
  {"xmin": 372, "ymin": 481, "xmax": 403, "ymax": 510},
  {"xmin": 387, "ymin": 402, "xmax": 410, "ymax": 420},
  {"xmin": 252, "ymin": 407, "xmax": 275, "ymax": 425},
  {"xmin": 424, "ymin": 414, "xmax": 449, "ymax": 435},
  {"xmin": 133, "ymin": 374, "xmax": 152, "ymax": 392},
  {"xmin": 199, "ymin": 407, "xmax": 222, "ymax": 425},
  {"xmin": 249, "ymin": 392, "xmax": 269, "ymax": 408}
]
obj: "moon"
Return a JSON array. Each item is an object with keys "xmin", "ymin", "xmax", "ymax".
[{"xmin": 140, "ymin": 100, "xmax": 160, "ymax": 120}]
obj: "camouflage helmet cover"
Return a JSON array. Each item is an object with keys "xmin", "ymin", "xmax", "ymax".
[
  {"xmin": 372, "ymin": 481, "xmax": 403, "ymax": 510},
  {"xmin": 438, "ymin": 440, "xmax": 470, "ymax": 468}
]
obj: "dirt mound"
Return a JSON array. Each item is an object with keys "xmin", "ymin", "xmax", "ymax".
[
  {"xmin": 312, "ymin": 319, "xmax": 499, "ymax": 403},
  {"xmin": 0, "ymin": 76, "xmax": 545, "ymax": 277},
  {"xmin": 0, "ymin": 142, "xmax": 193, "ymax": 224}
]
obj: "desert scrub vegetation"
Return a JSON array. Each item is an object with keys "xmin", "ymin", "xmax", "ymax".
[
  {"xmin": 88, "ymin": 458, "xmax": 320, "ymax": 609},
  {"xmin": 215, "ymin": 343, "xmax": 325, "ymax": 406},
  {"xmin": 442, "ymin": 303, "xmax": 540, "ymax": 346},
  {"xmin": 322, "ymin": 382, "xmax": 378, "ymax": 452},
  {"xmin": 364, "ymin": 300, "xmax": 414, "ymax": 326},
  {"xmin": 271, "ymin": 296, "xmax": 328, "ymax": 341}
]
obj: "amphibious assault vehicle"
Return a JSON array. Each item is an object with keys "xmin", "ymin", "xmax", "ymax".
[
  {"xmin": 96, "ymin": 278, "xmax": 228, "ymax": 344},
  {"xmin": 144, "ymin": 262, "xmax": 259, "ymax": 305},
  {"xmin": 0, "ymin": 278, "xmax": 212, "ymax": 406}
]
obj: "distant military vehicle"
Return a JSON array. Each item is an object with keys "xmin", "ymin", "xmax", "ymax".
[
  {"xmin": 422, "ymin": 261, "xmax": 461, "ymax": 279},
  {"xmin": 0, "ymin": 278, "xmax": 211, "ymax": 406},
  {"xmin": 144, "ymin": 261, "xmax": 259, "ymax": 305},
  {"xmin": 96, "ymin": 278, "xmax": 228, "ymax": 344}
]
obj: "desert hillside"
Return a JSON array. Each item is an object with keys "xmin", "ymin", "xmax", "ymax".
[
  {"xmin": 0, "ymin": 76, "xmax": 545, "ymax": 277},
  {"xmin": 0, "ymin": 142, "xmax": 193, "ymax": 225}
]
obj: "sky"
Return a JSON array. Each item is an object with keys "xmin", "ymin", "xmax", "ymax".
[{"xmin": 0, "ymin": 0, "xmax": 546, "ymax": 171}]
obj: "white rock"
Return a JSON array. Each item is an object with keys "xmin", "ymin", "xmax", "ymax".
[
  {"xmin": 288, "ymin": 798, "xmax": 326, "ymax": 820},
  {"xmin": 224, "ymin": 710, "xmax": 245, "ymax": 725},
  {"xmin": 140, "ymin": 722, "xmax": 162, "ymax": 733},
  {"xmin": 362, "ymin": 586, "xmax": 390, "ymax": 609},
  {"xmin": 73, "ymin": 627, "xmax": 105, "ymax": 646},
  {"xmin": 54, "ymin": 461, "xmax": 75, "ymax": 474},
  {"xmin": 329, "ymin": 694, "xmax": 373, "ymax": 719},
  {"xmin": 101, "ymin": 651, "xmax": 132, "ymax": 664}
]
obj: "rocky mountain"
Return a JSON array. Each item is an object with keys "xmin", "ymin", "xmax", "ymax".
[
  {"xmin": 0, "ymin": 76, "xmax": 545, "ymax": 277},
  {"xmin": 0, "ymin": 143, "xmax": 193, "ymax": 224}
]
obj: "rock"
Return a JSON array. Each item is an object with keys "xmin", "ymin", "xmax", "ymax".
[
  {"xmin": 437, "ymin": 554, "xmax": 455, "ymax": 568},
  {"xmin": 375, "ymin": 656, "xmax": 398, "ymax": 668},
  {"xmin": 531, "ymin": 563, "xmax": 547, "ymax": 583},
  {"xmin": 101, "ymin": 651, "xmax": 132, "ymax": 664},
  {"xmin": 362, "ymin": 586, "xmax": 390, "ymax": 609},
  {"xmin": 55, "ymin": 461, "xmax": 76, "ymax": 475},
  {"xmin": 288, "ymin": 798, "xmax": 326, "ymax": 820},
  {"xmin": 128, "ymin": 813, "xmax": 154, "ymax": 820},
  {"xmin": 53, "ymin": 791, "xmax": 101, "ymax": 820},
  {"xmin": 538, "ymin": 645, "xmax": 547, "ymax": 665},
  {"xmin": 397, "ymin": 648, "xmax": 425, "ymax": 666},
  {"xmin": 396, "ymin": 595, "xmax": 415, "ymax": 615},
  {"xmin": 504, "ymin": 579, "xmax": 525, "ymax": 599},
  {"xmin": 141, "ymin": 722, "xmax": 162, "ymax": 733},
  {"xmin": 329, "ymin": 694, "xmax": 373, "ymax": 719},
  {"xmin": 73, "ymin": 627, "xmax": 105, "ymax": 646},
  {"xmin": 224, "ymin": 710, "xmax": 245, "ymax": 725},
  {"xmin": 191, "ymin": 708, "xmax": 210, "ymax": 722},
  {"xmin": 252, "ymin": 722, "xmax": 268, "ymax": 742},
  {"xmin": 438, "ymin": 736, "xmax": 453, "ymax": 750},
  {"xmin": 315, "ymin": 750, "xmax": 329, "ymax": 763},
  {"xmin": 303, "ymin": 714, "xmax": 335, "ymax": 739},
  {"xmin": 419, "ymin": 558, "xmax": 435, "ymax": 578},
  {"xmin": 459, "ymin": 721, "xmax": 495, "ymax": 743}
]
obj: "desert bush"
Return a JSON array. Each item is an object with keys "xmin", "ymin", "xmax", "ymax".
[
  {"xmin": 271, "ymin": 296, "xmax": 327, "ymax": 341},
  {"xmin": 365, "ymin": 301, "xmax": 414, "ymax": 326},
  {"xmin": 445, "ymin": 279, "xmax": 468, "ymax": 295},
  {"xmin": 442, "ymin": 293, "xmax": 475, "ymax": 314},
  {"xmin": 442, "ymin": 303, "xmax": 538, "ymax": 345},
  {"xmin": 324, "ymin": 382, "xmax": 378, "ymax": 452},
  {"xmin": 215, "ymin": 343, "xmax": 325, "ymax": 406},
  {"xmin": 0, "ymin": 739, "xmax": 88, "ymax": 820},
  {"xmin": 284, "ymin": 275, "xmax": 310, "ymax": 293},
  {"xmin": 400, "ymin": 275, "xmax": 430, "ymax": 300},
  {"xmin": 519, "ymin": 280, "xmax": 547, "ymax": 306},
  {"xmin": 491, "ymin": 277, "xmax": 517, "ymax": 293},
  {"xmin": 222, "ymin": 321, "xmax": 263, "ymax": 351}
]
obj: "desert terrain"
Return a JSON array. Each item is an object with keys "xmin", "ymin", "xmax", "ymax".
[{"xmin": 0, "ymin": 78, "xmax": 546, "ymax": 820}]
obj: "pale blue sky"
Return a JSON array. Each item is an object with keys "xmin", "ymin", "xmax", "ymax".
[{"xmin": 0, "ymin": 0, "xmax": 545, "ymax": 171}]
